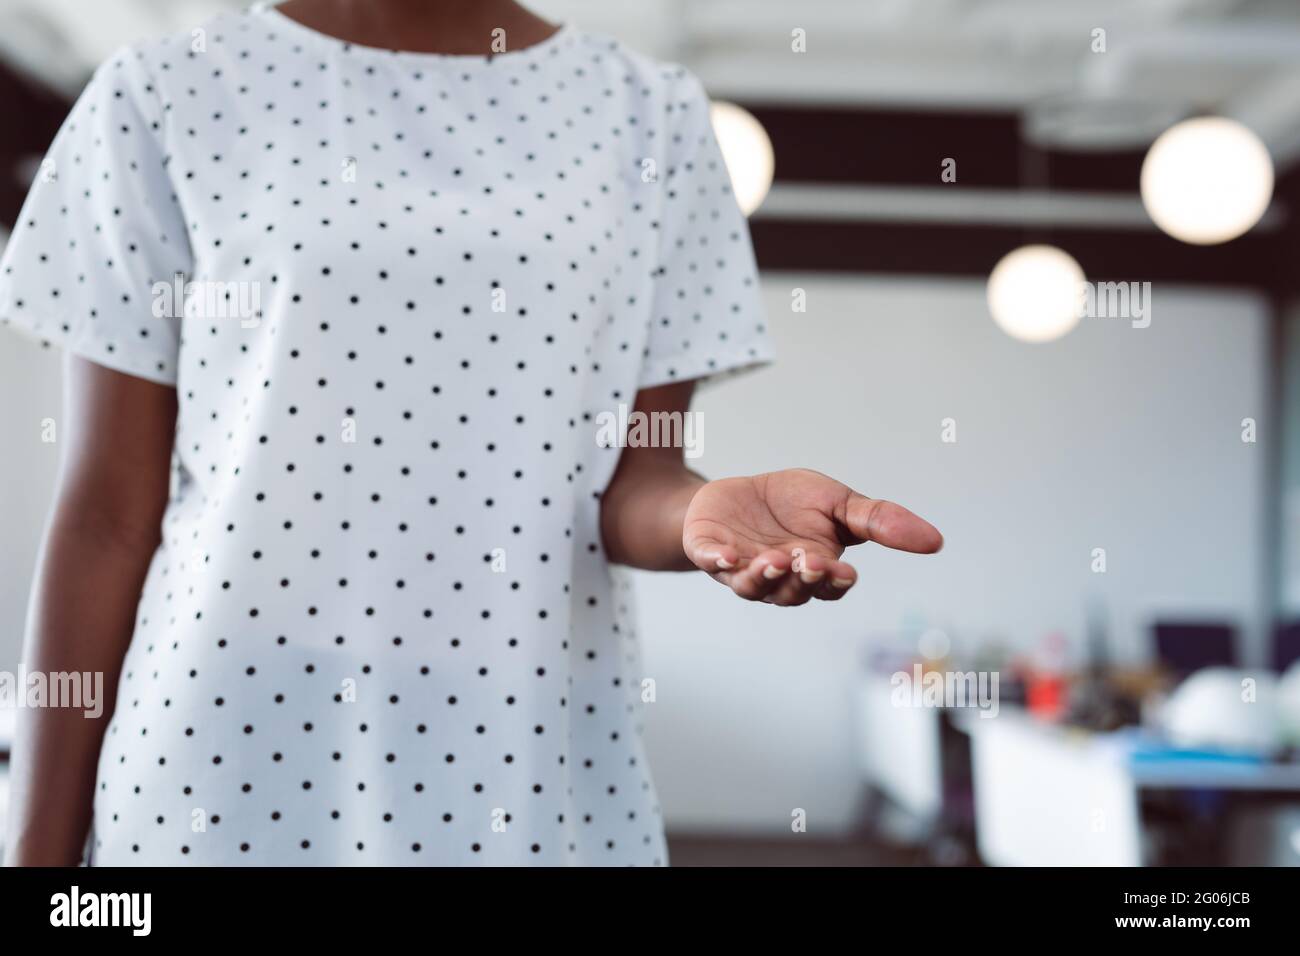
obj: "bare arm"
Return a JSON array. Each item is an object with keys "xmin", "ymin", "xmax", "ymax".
[
  {"xmin": 601, "ymin": 381, "xmax": 944, "ymax": 605},
  {"xmin": 600, "ymin": 382, "xmax": 703, "ymax": 571},
  {"xmin": 4, "ymin": 355, "xmax": 175, "ymax": 866}
]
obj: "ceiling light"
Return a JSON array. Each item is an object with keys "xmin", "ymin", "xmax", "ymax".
[
  {"xmin": 1140, "ymin": 117, "xmax": 1273, "ymax": 245},
  {"xmin": 709, "ymin": 101, "xmax": 774, "ymax": 217},
  {"xmin": 987, "ymin": 245, "xmax": 1084, "ymax": 343}
]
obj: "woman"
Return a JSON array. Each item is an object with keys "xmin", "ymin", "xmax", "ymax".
[{"xmin": 0, "ymin": 0, "xmax": 941, "ymax": 866}]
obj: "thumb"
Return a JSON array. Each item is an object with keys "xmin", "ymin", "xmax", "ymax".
[{"xmin": 843, "ymin": 492, "xmax": 944, "ymax": 554}]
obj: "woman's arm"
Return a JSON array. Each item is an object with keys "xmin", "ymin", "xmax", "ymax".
[
  {"xmin": 4, "ymin": 356, "xmax": 175, "ymax": 866},
  {"xmin": 601, "ymin": 382, "xmax": 943, "ymax": 606},
  {"xmin": 599, "ymin": 382, "xmax": 705, "ymax": 572}
]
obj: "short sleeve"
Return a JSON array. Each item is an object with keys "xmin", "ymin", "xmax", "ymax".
[
  {"xmin": 638, "ymin": 69, "xmax": 774, "ymax": 391},
  {"xmin": 0, "ymin": 48, "xmax": 191, "ymax": 386}
]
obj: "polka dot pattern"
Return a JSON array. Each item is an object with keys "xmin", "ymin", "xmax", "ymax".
[{"xmin": 0, "ymin": 7, "xmax": 771, "ymax": 865}]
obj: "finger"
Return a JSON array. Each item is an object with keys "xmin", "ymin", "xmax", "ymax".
[
  {"xmin": 687, "ymin": 538, "xmax": 740, "ymax": 574},
  {"xmin": 843, "ymin": 493, "xmax": 943, "ymax": 554},
  {"xmin": 729, "ymin": 548, "xmax": 792, "ymax": 601},
  {"xmin": 767, "ymin": 549, "xmax": 835, "ymax": 606},
  {"xmin": 814, "ymin": 558, "xmax": 857, "ymax": 601},
  {"xmin": 764, "ymin": 573, "xmax": 809, "ymax": 606}
]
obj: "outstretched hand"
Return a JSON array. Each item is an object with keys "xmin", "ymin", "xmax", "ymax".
[{"xmin": 682, "ymin": 468, "xmax": 943, "ymax": 606}]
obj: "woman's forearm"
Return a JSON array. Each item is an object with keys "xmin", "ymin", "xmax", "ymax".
[
  {"xmin": 598, "ymin": 381, "xmax": 705, "ymax": 571},
  {"xmin": 4, "ymin": 509, "xmax": 158, "ymax": 866},
  {"xmin": 600, "ymin": 459, "xmax": 704, "ymax": 571},
  {"xmin": 5, "ymin": 357, "xmax": 175, "ymax": 866}
]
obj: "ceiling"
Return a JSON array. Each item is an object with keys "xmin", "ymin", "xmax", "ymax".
[
  {"xmin": 3, "ymin": 0, "xmax": 1298, "ymax": 282},
  {"xmin": 6, "ymin": 0, "xmax": 1300, "ymax": 152}
]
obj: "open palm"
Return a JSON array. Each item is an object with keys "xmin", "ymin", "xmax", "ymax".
[{"xmin": 683, "ymin": 468, "xmax": 943, "ymax": 606}]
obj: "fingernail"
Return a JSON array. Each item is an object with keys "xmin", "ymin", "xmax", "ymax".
[
  {"xmin": 831, "ymin": 577, "xmax": 853, "ymax": 589},
  {"xmin": 799, "ymin": 569, "xmax": 824, "ymax": 584},
  {"xmin": 715, "ymin": 557, "xmax": 734, "ymax": 570},
  {"xmin": 762, "ymin": 565, "xmax": 785, "ymax": 580}
]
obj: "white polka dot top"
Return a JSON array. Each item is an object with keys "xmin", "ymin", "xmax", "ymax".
[{"xmin": 0, "ymin": 6, "xmax": 771, "ymax": 865}]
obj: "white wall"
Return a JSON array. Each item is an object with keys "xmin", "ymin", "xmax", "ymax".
[
  {"xmin": 0, "ymin": 336, "xmax": 62, "ymax": 672},
  {"xmin": 634, "ymin": 275, "xmax": 1271, "ymax": 834}
]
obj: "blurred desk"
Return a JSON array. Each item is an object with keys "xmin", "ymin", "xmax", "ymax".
[{"xmin": 962, "ymin": 708, "xmax": 1300, "ymax": 866}]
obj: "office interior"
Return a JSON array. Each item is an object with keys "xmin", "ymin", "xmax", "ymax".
[{"xmin": 1, "ymin": 0, "xmax": 1299, "ymax": 867}]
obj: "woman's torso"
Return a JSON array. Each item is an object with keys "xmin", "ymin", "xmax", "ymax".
[{"xmin": 91, "ymin": 7, "xmax": 670, "ymax": 866}]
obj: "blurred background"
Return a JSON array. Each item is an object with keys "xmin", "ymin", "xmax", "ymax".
[{"xmin": 3, "ymin": 0, "xmax": 1300, "ymax": 866}]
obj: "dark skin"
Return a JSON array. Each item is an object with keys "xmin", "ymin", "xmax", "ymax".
[
  {"xmin": 6, "ymin": 358, "xmax": 175, "ymax": 866},
  {"xmin": 4, "ymin": 0, "xmax": 942, "ymax": 865}
]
